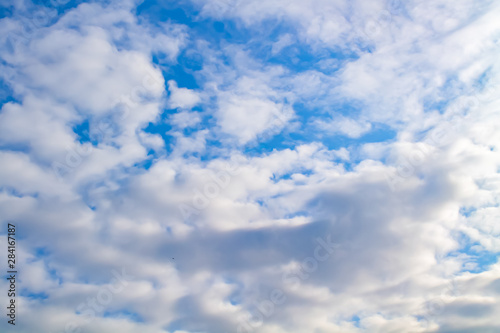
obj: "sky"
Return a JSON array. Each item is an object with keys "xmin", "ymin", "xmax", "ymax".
[{"xmin": 0, "ymin": 0, "xmax": 499, "ymax": 332}]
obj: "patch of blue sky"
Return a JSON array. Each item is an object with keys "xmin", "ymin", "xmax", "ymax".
[
  {"xmin": 243, "ymin": 131, "xmax": 307, "ymax": 157},
  {"xmin": 72, "ymin": 117, "xmax": 132, "ymax": 149},
  {"xmin": 229, "ymin": 298, "xmax": 240, "ymax": 306},
  {"xmin": 242, "ymin": 101, "xmax": 330, "ymax": 155},
  {"xmin": 223, "ymin": 276, "xmax": 243, "ymax": 288},
  {"xmin": 136, "ymin": 1, "xmax": 195, "ymax": 27},
  {"xmin": 136, "ymin": 2, "xmax": 389, "ymax": 167},
  {"xmin": 354, "ymin": 123, "xmax": 397, "ymax": 146},
  {"xmin": 0, "ymin": 4, "xmax": 14, "ymax": 19},
  {"xmin": 271, "ymin": 45, "xmax": 340, "ymax": 72},
  {"xmin": 422, "ymin": 76, "xmax": 466, "ymax": 114},
  {"xmin": 131, "ymin": 152, "xmax": 155, "ymax": 170},
  {"xmin": 350, "ymin": 314, "xmax": 361, "ymax": 327},
  {"xmin": 0, "ymin": 141, "xmax": 31, "ymax": 156},
  {"xmin": 72, "ymin": 119, "xmax": 94, "ymax": 145},
  {"xmin": 331, "ymin": 100, "xmax": 366, "ymax": 117},
  {"xmin": 17, "ymin": 0, "xmax": 82, "ymax": 27},
  {"xmin": 0, "ymin": 186, "xmax": 28, "ymax": 198},
  {"xmin": 198, "ymin": 138, "xmax": 226, "ymax": 161},
  {"xmin": 321, "ymin": 124, "xmax": 396, "ymax": 167},
  {"xmin": 48, "ymin": 267, "xmax": 63, "ymax": 285},
  {"xmin": 103, "ymin": 310, "xmax": 144, "ymax": 323},
  {"xmin": 32, "ymin": 0, "xmax": 82, "ymax": 11},
  {"xmin": 137, "ymin": 0, "xmax": 361, "ymax": 83},
  {"xmin": 447, "ymin": 232, "xmax": 499, "ymax": 273},
  {"xmin": 292, "ymin": 100, "xmax": 365, "ymax": 133},
  {"xmin": 158, "ymin": 58, "xmax": 202, "ymax": 90},
  {"xmin": 283, "ymin": 210, "xmax": 309, "ymax": 219},
  {"xmin": 423, "ymin": 99, "xmax": 449, "ymax": 115},
  {"xmin": 349, "ymin": 34, "xmax": 377, "ymax": 53},
  {"xmin": 137, "ymin": 0, "xmax": 253, "ymax": 47},
  {"xmin": 143, "ymin": 109, "xmax": 214, "ymax": 159},
  {"xmin": 425, "ymin": 69, "xmax": 494, "ymax": 116},
  {"xmin": 460, "ymin": 248, "xmax": 498, "ymax": 274},
  {"xmin": 209, "ymin": 18, "xmax": 260, "ymax": 45},
  {"xmin": 459, "ymin": 206, "xmax": 477, "ymax": 218},
  {"xmin": 270, "ymin": 172, "xmax": 297, "ymax": 182},
  {"xmin": 474, "ymin": 67, "xmax": 493, "ymax": 90},
  {"xmin": 243, "ymin": 118, "xmax": 396, "ymax": 169},
  {"xmin": 269, "ymin": 170, "xmax": 314, "ymax": 185},
  {"xmin": 223, "ymin": 277, "xmax": 243, "ymax": 305},
  {"xmin": 472, "ymin": 252, "xmax": 499, "ymax": 272},
  {"xmin": 34, "ymin": 246, "xmax": 50, "ymax": 258},
  {"xmin": 0, "ymin": 78, "xmax": 19, "ymax": 107},
  {"xmin": 165, "ymin": 320, "xmax": 187, "ymax": 333},
  {"xmin": 109, "ymin": 1, "xmax": 392, "ymax": 171},
  {"xmin": 63, "ymin": 1, "xmax": 88, "ymax": 13},
  {"xmin": 194, "ymin": 12, "xmax": 366, "ymax": 73},
  {"xmin": 143, "ymin": 120, "xmax": 174, "ymax": 151},
  {"xmin": 264, "ymin": 39, "xmax": 360, "ymax": 75},
  {"xmin": 312, "ymin": 116, "xmax": 396, "ymax": 151},
  {"xmin": 19, "ymin": 290, "xmax": 49, "ymax": 301}
]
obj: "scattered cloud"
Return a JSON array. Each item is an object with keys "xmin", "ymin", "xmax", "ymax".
[{"xmin": 0, "ymin": 0, "xmax": 499, "ymax": 332}]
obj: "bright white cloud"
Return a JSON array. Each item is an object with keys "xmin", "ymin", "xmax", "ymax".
[{"xmin": 167, "ymin": 80, "xmax": 201, "ymax": 109}]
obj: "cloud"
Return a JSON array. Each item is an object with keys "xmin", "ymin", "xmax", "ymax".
[
  {"xmin": 167, "ymin": 80, "xmax": 201, "ymax": 109},
  {"xmin": 0, "ymin": 0, "xmax": 500, "ymax": 332},
  {"xmin": 313, "ymin": 115, "xmax": 372, "ymax": 138}
]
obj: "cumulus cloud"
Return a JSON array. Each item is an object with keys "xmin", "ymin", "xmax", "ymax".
[{"xmin": 167, "ymin": 80, "xmax": 201, "ymax": 109}]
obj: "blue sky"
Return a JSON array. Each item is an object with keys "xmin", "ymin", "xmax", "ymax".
[{"xmin": 1, "ymin": 0, "xmax": 500, "ymax": 332}]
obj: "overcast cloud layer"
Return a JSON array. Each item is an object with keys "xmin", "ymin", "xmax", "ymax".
[{"xmin": 1, "ymin": 0, "xmax": 500, "ymax": 332}]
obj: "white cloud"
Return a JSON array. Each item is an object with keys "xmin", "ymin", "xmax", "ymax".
[
  {"xmin": 271, "ymin": 33, "xmax": 294, "ymax": 55},
  {"xmin": 0, "ymin": 0, "xmax": 500, "ymax": 332},
  {"xmin": 169, "ymin": 110, "xmax": 202, "ymax": 128},
  {"xmin": 168, "ymin": 80, "xmax": 201, "ymax": 109},
  {"xmin": 217, "ymin": 93, "xmax": 292, "ymax": 144},
  {"xmin": 313, "ymin": 115, "xmax": 372, "ymax": 138}
]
